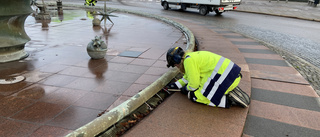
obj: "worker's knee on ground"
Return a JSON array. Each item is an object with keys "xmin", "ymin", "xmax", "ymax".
[{"xmin": 225, "ymin": 75, "xmax": 241, "ymax": 94}]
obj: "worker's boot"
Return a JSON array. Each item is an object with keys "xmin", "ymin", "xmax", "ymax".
[{"xmin": 228, "ymin": 86, "xmax": 250, "ymax": 108}]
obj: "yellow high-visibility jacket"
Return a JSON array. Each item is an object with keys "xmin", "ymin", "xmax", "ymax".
[
  {"xmin": 85, "ymin": 0, "xmax": 96, "ymax": 5},
  {"xmin": 175, "ymin": 51, "xmax": 241, "ymax": 106}
]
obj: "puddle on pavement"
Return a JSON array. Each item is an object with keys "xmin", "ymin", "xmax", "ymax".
[{"xmin": 25, "ymin": 7, "xmax": 181, "ymax": 52}]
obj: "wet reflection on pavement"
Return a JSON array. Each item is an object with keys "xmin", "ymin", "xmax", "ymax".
[{"xmin": 0, "ymin": 9, "xmax": 186, "ymax": 136}]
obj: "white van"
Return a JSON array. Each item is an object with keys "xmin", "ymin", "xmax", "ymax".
[{"xmin": 161, "ymin": 0, "xmax": 242, "ymax": 15}]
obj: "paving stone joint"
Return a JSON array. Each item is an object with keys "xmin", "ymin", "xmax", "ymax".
[{"xmin": 254, "ymin": 38, "xmax": 320, "ymax": 95}]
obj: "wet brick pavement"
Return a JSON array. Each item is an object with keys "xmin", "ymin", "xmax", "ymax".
[
  {"xmin": 0, "ymin": 9, "xmax": 186, "ymax": 136},
  {"xmin": 1, "ymin": 0, "xmax": 320, "ymax": 136}
]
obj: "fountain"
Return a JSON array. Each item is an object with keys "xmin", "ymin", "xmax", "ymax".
[
  {"xmin": 93, "ymin": 1, "xmax": 117, "ymax": 26},
  {"xmin": 0, "ymin": 0, "xmax": 33, "ymax": 63}
]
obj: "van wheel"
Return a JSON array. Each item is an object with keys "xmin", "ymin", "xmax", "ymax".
[
  {"xmin": 181, "ymin": 4, "xmax": 187, "ymax": 11},
  {"xmin": 163, "ymin": 2, "xmax": 169, "ymax": 10},
  {"xmin": 199, "ymin": 6, "xmax": 208, "ymax": 16}
]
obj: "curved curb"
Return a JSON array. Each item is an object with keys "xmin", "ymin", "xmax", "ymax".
[{"xmin": 57, "ymin": 3, "xmax": 196, "ymax": 137}]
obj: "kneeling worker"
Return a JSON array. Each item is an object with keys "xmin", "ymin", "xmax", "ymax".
[
  {"xmin": 166, "ymin": 47, "xmax": 250, "ymax": 108},
  {"xmin": 85, "ymin": 0, "xmax": 97, "ymax": 6}
]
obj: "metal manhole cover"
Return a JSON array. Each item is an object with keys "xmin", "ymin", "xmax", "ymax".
[{"xmin": 0, "ymin": 76, "xmax": 25, "ymax": 84}]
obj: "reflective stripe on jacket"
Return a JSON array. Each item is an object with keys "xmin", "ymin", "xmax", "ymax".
[{"xmin": 176, "ymin": 51, "xmax": 241, "ymax": 106}]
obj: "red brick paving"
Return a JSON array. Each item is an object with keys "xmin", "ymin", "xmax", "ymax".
[
  {"xmin": 249, "ymin": 100, "xmax": 320, "ymax": 130},
  {"xmin": 0, "ymin": 12, "xmax": 184, "ymax": 136},
  {"xmin": 124, "ymin": 18, "xmax": 251, "ymax": 137},
  {"xmin": 1, "ymin": 2, "xmax": 320, "ymax": 136},
  {"xmin": 124, "ymin": 15, "xmax": 319, "ymax": 136}
]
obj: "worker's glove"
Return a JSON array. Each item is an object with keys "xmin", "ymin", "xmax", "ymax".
[
  {"xmin": 166, "ymin": 83, "xmax": 179, "ymax": 89},
  {"xmin": 180, "ymin": 86, "xmax": 189, "ymax": 95}
]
